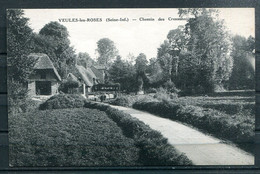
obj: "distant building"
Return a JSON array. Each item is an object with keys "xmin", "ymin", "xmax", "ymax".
[{"xmin": 28, "ymin": 53, "xmax": 61, "ymax": 97}]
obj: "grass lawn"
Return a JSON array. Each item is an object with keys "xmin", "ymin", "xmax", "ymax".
[{"xmin": 9, "ymin": 108, "xmax": 140, "ymax": 167}]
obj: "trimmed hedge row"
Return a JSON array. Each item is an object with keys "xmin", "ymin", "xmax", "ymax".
[
  {"xmin": 9, "ymin": 108, "xmax": 140, "ymax": 166},
  {"xmin": 39, "ymin": 94, "xmax": 86, "ymax": 110},
  {"xmin": 132, "ymin": 100, "xmax": 254, "ymax": 153},
  {"xmin": 84, "ymin": 101, "xmax": 192, "ymax": 166}
]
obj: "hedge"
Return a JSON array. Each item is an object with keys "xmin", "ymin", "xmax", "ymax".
[
  {"xmin": 84, "ymin": 101, "xmax": 192, "ymax": 165},
  {"xmin": 132, "ymin": 100, "xmax": 254, "ymax": 154},
  {"xmin": 39, "ymin": 94, "xmax": 86, "ymax": 110},
  {"xmin": 9, "ymin": 108, "xmax": 140, "ymax": 166}
]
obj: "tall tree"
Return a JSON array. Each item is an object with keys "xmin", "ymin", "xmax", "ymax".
[
  {"xmin": 135, "ymin": 53, "xmax": 149, "ymax": 93},
  {"xmin": 34, "ymin": 21, "xmax": 76, "ymax": 78},
  {"xmin": 7, "ymin": 9, "xmax": 36, "ymax": 113},
  {"xmin": 178, "ymin": 8, "xmax": 233, "ymax": 93},
  {"xmin": 77, "ymin": 52, "xmax": 95, "ymax": 68},
  {"xmin": 7, "ymin": 9, "xmax": 36, "ymax": 83},
  {"xmin": 157, "ymin": 40, "xmax": 174, "ymax": 82},
  {"xmin": 108, "ymin": 55, "xmax": 136, "ymax": 92},
  {"xmin": 228, "ymin": 35, "xmax": 255, "ymax": 89},
  {"xmin": 96, "ymin": 38, "xmax": 118, "ymax": 67}
]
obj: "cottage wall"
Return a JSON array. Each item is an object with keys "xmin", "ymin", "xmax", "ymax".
[
  {"xmin": 51, "ymin": 82, "xmax": 60, "ymax": 95},
  {"xmin": 28, "ymin": 81, "xmax": 36, "ymax": 96}
]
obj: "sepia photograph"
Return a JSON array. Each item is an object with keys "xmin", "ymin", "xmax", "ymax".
[{"xmin": 7, "ymin": 8, "xmax": 255, "ymax": 166}]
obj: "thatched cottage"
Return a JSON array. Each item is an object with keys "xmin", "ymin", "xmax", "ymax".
[
  {"xmin": 28, "ymin": 53, "xmax": 61, "ymax": 97},
  {"xmin": 66, "ymin": 65, "xmax": 105, "ymax": 95}
]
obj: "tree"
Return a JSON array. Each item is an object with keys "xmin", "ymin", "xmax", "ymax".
[
  {"xmin": 34, "ymin": 22, "xmax": 76, "ymax": 78},
  {"xmin": 135, "ymin": 53, "xmax": 149, "ymax": 93},
  {"xmin": 77, "ymin": 52, "xmax": 95, "ymax": 68},
  {"xmin": 228, "ymin": 35, "xmax": 255, "ymax": 89},
  {"xmin": 146, "ymin": 58, "xmax": 164, "ymax": 87},
  {"xmin": 7, "ymin": 9, "xmax": 36, "ymax": 83},
  {"xmin": 177, "ymin": 8, "xmax": 233, "ymax": 93},
  {"xmin": 96, "ymin": 38, "xmax": 118, "ymax": 67},
  {"xmin": 108, "ymin": 55, "xmax": 136, "ymax": 92},
  {"xmin": 135, "ymin": 53, "xmax": 148, "ymax": 73},
  {"xmin": 157, "ymin": 40, "xmax": 174, "ymax": 82},
  {"xmin": 7, "ymin": 9, "xmax": 36, "ymax": 113}
]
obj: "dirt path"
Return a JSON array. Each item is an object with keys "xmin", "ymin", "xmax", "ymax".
[{"xmin": 109, "ymin": 105, "xmax": 254, "ymax": 165}]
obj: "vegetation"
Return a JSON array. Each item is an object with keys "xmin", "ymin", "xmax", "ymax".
[
  {"xmin": 109, "ymin": 94, "xmax": 156, "ymax": 107},
  {"xmin": 96, "ymin": 38, "xmax": 118, "ymax": 67},
  {"xmin": 39, "ymin": 94, "xmax": 86, "ymax": 110},
  {"xmin": 58, "ymin": 79, "xmax": 81, "ymax": 94},
  {"xmin": 84, "ymin": 101, "xmax": 192, "ymax": 165},
  {"xmin": 9, "ymin": 108, "xmax": 139, "ymax": 166},
  {"xmin": 227, "ymin": 35, "xmax": 255, "ymax": 90},
  {"xmin": 132, "ymin": 91, "xmax": 255, "ymax": 153}
]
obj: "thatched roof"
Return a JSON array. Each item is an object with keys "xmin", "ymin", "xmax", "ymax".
[
  {"xmin": 29, "ymin": 53, "xmax": 61, "ymax": 81},
  {"xmin": 67, "ymin": 73, "xmax": 79, "ymax": 82},
  {"xmin": 90, "ymin": 66, "xmax": 104, "ymax": 84},
  {"xmin": 75, "ymin": 65, "xmax": 97, "ymax": 86}
]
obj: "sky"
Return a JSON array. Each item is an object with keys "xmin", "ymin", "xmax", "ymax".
[{"xmin": 23, "ymin": 8, "xmax": 255, "ymax": 60}]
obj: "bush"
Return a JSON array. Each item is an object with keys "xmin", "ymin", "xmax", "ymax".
[
  {"xmin": 84, "ymin": 101, "xmax": 192, "ymax": 165},
  {"xmin": 9, "ymin": 108, "xmax": 139, "ymax": 166},
  {"xmin": 146, "ymin": 88, "xmax": 157, "ymax": 93},
  {"xmin": 163, "ymin": 80, "xmax": 180, "ymax": 93},
  {"xmin": 58, "ymin": 80, "xmax": 80, "ymax": 94},
  {"xmin": 108, "ymin": 96, "xmax": 131, "ymax": 107},
  {"xmin": 153, "ymin": 87, "xmax": 178, "ymax": 102},
  {"xmin": 39, "ymin": 94, "xmax": 86, "ymax": 110},
  {"xmin": 133, "ymin": 100, "xmax": 254, "ymax": 154}
]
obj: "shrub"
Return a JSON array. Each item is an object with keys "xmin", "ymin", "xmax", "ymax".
[
  {"xmin": 146, "ymin": 88, "xmax": 157, "ymax": 93},
  {"xmin": 58, "ymin": 79, "xmax": 80, "ymax": 94},
  {"xmin": 9, "ymin": 108, "xmax": 139, "ymax": 166},
  {"xmin": 163, "ymin": 80, "xmax": 180, "ymax": 94},
  {"xmin": 133, "ymin": 100, "xmax": 254, "ymax": 154},
  {"xmin": 108, "ymin": 96, "xmax": 131, "ymax": 107},
  {"xmin": 84, "ymin": 101, "xmax": 192, "ymax": 165},
  {"xmin": 153, "ymin": 87, "xmax": 178, "ymax": 102},
  {"xmin": 39, "ymin": 94, "xmax": 86, "ymax": 110}
]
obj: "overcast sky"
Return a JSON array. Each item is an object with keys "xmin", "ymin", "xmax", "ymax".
[{"xmin": 23, "ymin": 8, "xmax": 255, "ymax": 60}]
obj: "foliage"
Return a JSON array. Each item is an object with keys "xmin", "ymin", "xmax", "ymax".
[
  {"xmin": 77, "ymin": 52, "xmax": 95, "ymax": 68},
  {"xmin": 9, "ymin": 108, "xmax": 139, "ymax": 166},
  {"xmin": 7, "ymin": 9, "xmax": 37, "ymax": 114},
  {"xmin": 227, "ymin": 35, "xmax": 255, "ymax": 89},
  {"xmin": 84, "ymin": 102, "xmax": 192, "ymax": 165},
  {"xmin": 146, "ymin": 58, "xmax": 164, "ymax": 85},
  {"xmin": 109, "ymin": 94, "xmax": 157, "ymax": 107},
  {"xmin": 58, "ymin": 80, "xmax": 80, "ymax": 94},
  {"xmin": 34, "ymin": 22, "xmax": 76, "ymax": 78},
  {"xmin": 153, "ymin": 8, "xmax": 233, "ymax": 94},
  {"xmin": 153, "ymin": 87, "xmax": 178, "ymax": 101},
  {"xmin": 39, "ymin": 94, "xmax": 85, "ymax": 110},
  {"xmin": 96, "ymin": 38, "xmax": 118, "ymax": 67},
  {"xmin": 134, "ymin": 53, "xmax": 149, "ymax": 92},
  {"xmin": 108, "ymin": 56, "xmax": 136, "ymax": 92},
  {"xmin": 133, "ymin": 92, "xmax": 255, "ymax": 153},
  {"xmin": 108, "ymin": 96, "xmax": 131, "ymax": 107},
  {"xmin": 178, "ymin": 8, "xmax": 233, "ymax": 93}
]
